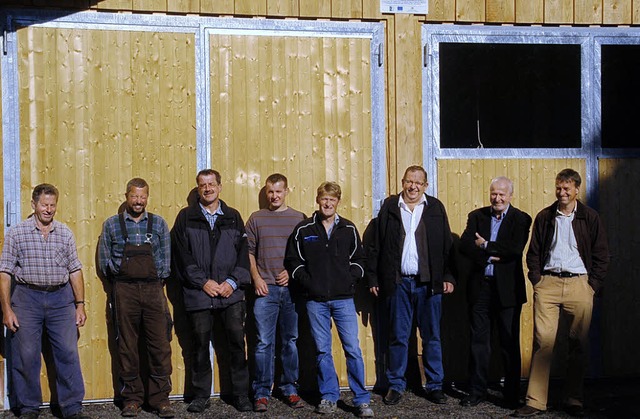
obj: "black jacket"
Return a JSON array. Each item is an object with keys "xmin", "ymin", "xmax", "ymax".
[
  {"xmin": 284, "ymin": 212, "xmax": 365, "ymax": 302},
  {"xmin": 171, "ymin": 199, "xmax": 250, "ymax": 311},
  {"xmin": 460, "ymin": 205, "xmax": 532, "ymax": 307},
  {"xmin": 366, "ymin": 193, "xmax": 455, "ymax": 296}
]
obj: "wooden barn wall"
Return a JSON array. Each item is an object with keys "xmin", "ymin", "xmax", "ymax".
[
  {"xmin": 437, "ymin": 158, "xmax": 587, "ymax": 380},
  {"xmin": 0, "ymin": 0, "xmax": 639, "ymax": 405},
  {"xmin": 16, "ymin": 25, "xmax": 197, "ymax": 400},
  {"xmin": 207, "ymin": 32, "xmax": 375, "ymax": 387}
]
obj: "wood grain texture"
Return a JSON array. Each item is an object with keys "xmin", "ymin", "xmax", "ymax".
[
  {"xmin": 456, "ymin": 0, "xmax": 486, "ymax": 22},
  {"xmin": 603, "ymin": 0, "xmax": 632, "ymax": 24},
  {"xmin": 515, "ymin": 0, "xmax": 544, "ymax": 23},
  {"xmin": 426, "ymin": 0, "xmax": 457, "ymax": 21},
  {"xmin": 487, "ymin": 0, "xmax": 515, "ymax": 22},
  {"xmin": 575, "ymin": 0, "xmax": 603, "ymax": 24},
  {"xmin": 544, "ymin": 0, "xmax": 574, "ymax": 23}
]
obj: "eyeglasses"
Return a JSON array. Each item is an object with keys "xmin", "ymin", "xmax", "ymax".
[{"xmin": 402, "ymin": 180, "xmax": 425, "ymax": 187}]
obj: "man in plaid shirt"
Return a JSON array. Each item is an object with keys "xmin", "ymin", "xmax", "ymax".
[{"xmin": 0, "ymin": 183, "xmax": 90, "ymax": 419}]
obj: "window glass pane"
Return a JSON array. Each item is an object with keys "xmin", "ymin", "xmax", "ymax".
[
  {"xmin": 601, "ymin": 44, "xmax": 640, "ymax": 149},
  {"xmin": 439, "ymin": 43, "xmax": 581, "ymax": 148}
]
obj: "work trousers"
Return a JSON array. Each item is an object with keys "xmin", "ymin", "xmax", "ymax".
[{"xmin": 114, "ymin": 281, "xmax": 173, "ymax": 409}]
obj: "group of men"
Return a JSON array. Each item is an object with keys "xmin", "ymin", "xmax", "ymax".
[{"xmin": 0, "ymin": 165, "xmax": 608, "ymax": 419}]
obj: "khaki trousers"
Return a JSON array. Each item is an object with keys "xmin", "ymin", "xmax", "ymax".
[{"xmin": 525, "ymin": 274, "xmax": 594, "ymax": 411}]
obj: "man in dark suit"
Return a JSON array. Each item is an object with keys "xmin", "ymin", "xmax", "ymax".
[{"xmin": 459, "ymin": 176, "xmax": 532, "ymax": 408}]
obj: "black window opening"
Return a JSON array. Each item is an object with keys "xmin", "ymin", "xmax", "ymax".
[
  {"xmin": 601, "ymin": 44, "xmax": 640, "ymax": 149},
  {"xmin": 439, "ymin": 42, "xmax": 582, "ymax": 149}
]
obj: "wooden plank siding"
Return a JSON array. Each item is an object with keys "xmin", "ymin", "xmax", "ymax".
[
  {"xmin": 1, "ymin": 0, "xmax": 639, "ymax": 405},
  {"xmin": 16, "ymin": 26, "xmax": 197, "ymax": 400},
  {"xmin": 438, "ymin": 158, "xmax": 587, "ymax": 378}
]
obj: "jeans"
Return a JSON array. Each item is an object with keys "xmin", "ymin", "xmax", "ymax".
[
  {"xmin": 387, "ymin": 276, "xmax": 443, "ymax": 392},
  {"xmin": 188, "ymin": 301, "xmax": 250, "ymax": 398},
  {"xmin": 306, "ymin": 298, "xmax": 370, "ymax": 405},
  {"xmin": 8, "ymin": 283, "xmax": 85, "ymax": 417},
  {"xmin": 252, "ymin": 285, "xmax": 299, "ymax": 399},
  {"xmin": 114, "ymin": 281, "xmax": 173, "ymax": 408}
]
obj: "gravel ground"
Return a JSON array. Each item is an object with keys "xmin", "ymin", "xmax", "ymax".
[{"xmin": 2, "ymin": 378, "xmax": 639, "ymax": 419}]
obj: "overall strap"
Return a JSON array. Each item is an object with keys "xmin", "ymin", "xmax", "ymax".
[
  {"xmin": 145, "ymin": 213, "xmax": 154, "ymax": 244},
  {"xmin": 118, "ymin": 212, "xmax": 129, "ymax": 242}
]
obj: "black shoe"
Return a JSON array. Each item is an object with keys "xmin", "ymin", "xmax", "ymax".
[
  {"xmin": 383, "ymin": 389, "xmax": 403, "ymax": 405},
  {"xmin": 460, "ymin": 394, "xmax": 485, "ymax": 407},
  {"xmin": 234, "ymin": 396, "xmax": 252, "ymax": 412},
  {"xmin": 425, "ymin": 389, "xmax": 447, "ymax": 404},
  {"xmin": 564, "ymin": 404, "xmax": 585, "ymax": 417},
  {"xmin": 187, "ymin": 398, "xmax": 210, "ymax": 413}
]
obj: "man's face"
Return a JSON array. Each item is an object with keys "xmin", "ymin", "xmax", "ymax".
[
  {"xmin": 401, "ymin": 170, "xmax": 428, "ymax": 204},
  {"xmin": 266, "ymin": 181, "xmax": 288, "ymax": 211},
  {"xmin": 316, "ymin": 194, "xmax": 340, "ymax": 219},
  {"xmin": 197, "ymin": 174, "xmax": 221, "ymax": 207},
  {"xmin": 31, "ymin": 194, "xmax": 57, "ymax": 226},
  {"xmin": 555, "ymin": 180, "xmax": 579, "ymax": 207},
  {"xmin": 125, "ymin": 186, "xmax": 149, "ymax": 218},
  {"xmin": 489, "ymin": 181, "xmax": 512, "ymax": 215}
]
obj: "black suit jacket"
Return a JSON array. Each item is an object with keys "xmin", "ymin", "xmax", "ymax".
[{"xmin": 460, "ymin": 205, "xmax": 532, "ymax": 308}]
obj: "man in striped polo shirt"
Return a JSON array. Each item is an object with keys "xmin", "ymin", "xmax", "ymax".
[{"xmin": 246, "ymin": 173, "xmax": 305, "ymax": 412}]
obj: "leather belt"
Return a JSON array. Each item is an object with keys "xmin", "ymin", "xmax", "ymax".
[
  {"xmin": 543, "ymin": 271, "xmax": 582, "ymax": 278},
  {"xmin": 18, "ymin": 282, "xmax": 68, "ymax": 292}
]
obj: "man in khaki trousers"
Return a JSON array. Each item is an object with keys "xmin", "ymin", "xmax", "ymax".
[{"xmin": 514, "ymin": 169, "xmax": 609, "ymax": 418}]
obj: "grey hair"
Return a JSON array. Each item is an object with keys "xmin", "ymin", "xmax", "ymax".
[{"xmin": 490, "ymin": 176, "xmax": 514, "ymax": 195}]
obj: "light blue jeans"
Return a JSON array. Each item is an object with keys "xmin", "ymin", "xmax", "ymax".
[{"xmin": 306, "ymin": 298, "xmax": 370, "ymax": 405}]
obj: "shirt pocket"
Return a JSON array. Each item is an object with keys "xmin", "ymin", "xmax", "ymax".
[{"xmin": 55, "ymin": 247, "xmax": 70, "ymax": 268}]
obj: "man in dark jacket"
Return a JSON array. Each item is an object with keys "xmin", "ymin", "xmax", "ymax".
[
  {"xmin": 367, "ymin": 165, "xmax": 455, "ymax": 406},
  {"xmin": 459, "ymin": 176, "xmax": 531, "ymax": 408},
  {"xmin": 514, "ymin": 169, "xmax": 609, "ymax": 418},
  {"xmin": 171, "ymin": 169, "xmax": 252, "ymax": 413},
  {"xmin": 284, "ymin": 182, "xmax": 373, "ymax": 418}
]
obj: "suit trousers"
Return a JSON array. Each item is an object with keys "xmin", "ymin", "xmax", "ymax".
[
  {"xmin": 525, "ymin": 274, "xmax": 593, "ymax": 411},
  {"xmin": 468, "ymin": 277, "xmax": 522, "ymax": 401}
]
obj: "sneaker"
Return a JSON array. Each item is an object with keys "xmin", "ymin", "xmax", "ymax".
[
  {"xmin": 285, "ymin": 394, "xmax": 305, "ymax": 409},
  {"xmin": 315, "ymin": 399, "xmax": 337, "ymax": 414},
  {"xmin": 156, "ymin": 403, "xmax": 175, "ymax": 418},
  {"xmin": 234, "ymin": 395, "xmax": 253, "ymax": 412},
  {"xmin": 357, "ymin": 403, "xmax": 374, "ymax": 417},
  {"xmin": 121, "ymin": 403, "xmax": 141, "ymax": 417},
  {"xmin": 187, "ymin": 398, "xmax": 210, "ymax": 413},
  {"xmin": 253, "ymin": 398, "xmax": 268, "ymax": 412}
]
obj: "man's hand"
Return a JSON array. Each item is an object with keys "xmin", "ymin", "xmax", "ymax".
[
  {"xmin": 443, "ymin": 282, "xmax": 455, "ymax": 294},
  {"xmin": 475, "ymin": 232, "xmax": 487, "ymax": 248},
  {"xmin": 219, "ymin": 281, "xmax": 234, "ymax": 298},
  {"xmin": 369, "ymin": 286, "xmax": 379, "ymax": 297},
  {"xmin": 75, "ymin": 305, "xmax": 87, "ymax": 327},
  {"xmin": 3, "ymin": 309, "xmax": 19, "ymax": 333},
  {"xmin": 254, "ymin": 276, "xmax": 269, "ymax": 296},
  {"xmin": 202, "ymin": 279, "xmax": 220, "ymax": 297},
  {"xmin": 275, "ymin": 270, "xmax": 289, "ymax": 287},
  {"xmin": 488, "ymin": 256, "xmax": 501, "ymax": 263}
]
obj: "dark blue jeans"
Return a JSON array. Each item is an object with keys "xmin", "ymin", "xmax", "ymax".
[
  {"xmin": 252, "ymin": 285, "xmax": 299, "ymax": 399},
  {"xmin": 9, "ymin": 283, "xmax": 84, "ymax": 417},
  {"xmin": 387, "ymin": 277, "xmax": 443, "ymax": 392}
]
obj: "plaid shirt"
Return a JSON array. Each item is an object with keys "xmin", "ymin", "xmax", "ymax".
[
  {"xmin": 98, "ymin": 211, "xmax": 171, "ymax": 279},
  {"xmin": 0, "ymin": 216, "xmax": 82, "ymax": 286}
]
